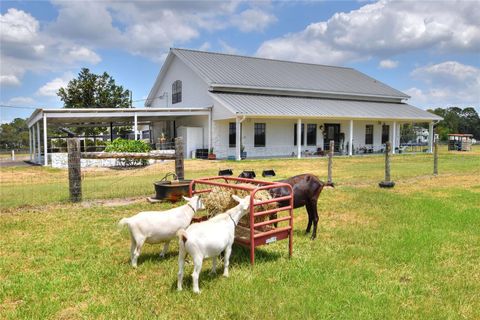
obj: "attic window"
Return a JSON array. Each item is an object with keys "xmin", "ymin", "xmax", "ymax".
[{"xmin": 172, "ymin": 80, "xmax": 182, "ymax": 104}]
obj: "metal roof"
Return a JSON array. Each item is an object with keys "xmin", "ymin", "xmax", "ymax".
[
  {"xmin": 172, "ymin": 48, "xmax": 409, "ymax": 100},
  {"xmin": 27, "ymin": 107, "xmax": 211, "ymax": 127},
  {"xmin": 211, "ymin": 93, "xmax": 442, "ymax": 121}
]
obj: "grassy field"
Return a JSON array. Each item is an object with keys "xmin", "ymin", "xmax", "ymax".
[{"xmin": 1, "ymin": 146, "xmax": 479, "ymax": 319}]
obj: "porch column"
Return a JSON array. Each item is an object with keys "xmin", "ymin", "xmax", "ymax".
[
  {"xmin": 235, "ymin": 116, "xmax": 241, "ymax": 161},
  {"xmin": 134, "ymin": 113, "xmax": 138, "ymax": 140},
  {"xmin": 428, "ymin": 122, "xmax": 434, "ymax": 153},
  {"xmin": 207, "ymin": 111, "xmax": 212, "ymax": 152},
  {"xmin": 297, "ymin": 119, "xmax": 302, "ymax": 159},
  {"xmin": 392, "ymin": 121, "xmax": 397, "ymax": 154},
  {"xmin": 303, "ymin": 121, "xmax": 307, "ymax": 149},
  {"xmin": 43, "ymin": 114, "xmax": 48, "ymax": 165},
  {"xmin": 36, "ymin": 122, "xmax": 41, "ymax": 163},
  {"xmin": 29, "ymin": 127, "xmax": 33, "ymax": 161},
  {"xmin": 348, "ymin": 119, "xmax": 353, "ymax": 156},
  {"xmin": 32, "ymin": 125, "xmax": 36, "ymax": 162}
]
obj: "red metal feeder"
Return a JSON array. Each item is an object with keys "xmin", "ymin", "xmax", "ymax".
[{"xmin": 189, "ymin": 176, "xmax": 294, "ymax": 265}]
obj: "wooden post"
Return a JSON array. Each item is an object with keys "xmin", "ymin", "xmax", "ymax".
[
  {"xmin": 175, "ymin": 137, "xmax": 184, "ymax": 180},
  {"xmin": 433, "ymin": 137, "xmax": 438, "ymax": 176},
  {"xmin": 328, "ymin": 140, "xmax": 334, "ymax": 184},
  {"xmin": 67, "ymin": 138, "xmax": 82, "ymax": 202},
  {"xmin": 11, "ymin": 150, "xmax": 15, "ymax": 161},
  {"xmin": 379, "ymin": 141, "xmax": 395, "ymax": 188}
]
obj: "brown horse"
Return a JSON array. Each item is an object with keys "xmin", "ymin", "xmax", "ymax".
[{"xmin": 269, "ymin": 174, "xmax": 333, "ymax": 240}]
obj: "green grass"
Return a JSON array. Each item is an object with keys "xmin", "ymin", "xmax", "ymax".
[{"xmin": 1, "ymin": 146, "xmax": 479, "ymax": 319}]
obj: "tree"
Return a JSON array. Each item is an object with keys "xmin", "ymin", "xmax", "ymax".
[
  {"xmin": 0, "ymin": 118, "xmax": 29, "ymax": 150},
  {"xmin": 57, "ymin": 68, "xmax": 132, "ymax": 138},
  {"xmin": 57, "ymin": 68, "xmax": 131, "ymax": 109},
  {"xmin": 428, "ymin": 107, "xmax": 480, "ymax": 141}
]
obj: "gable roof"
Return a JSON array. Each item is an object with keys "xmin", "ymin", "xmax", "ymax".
[
  {"xmin": 171, "ymin": 48, "xmax": 410, "ymax": 100},
  {"xmin": 210, "ymin": 93, "xmax": 442, "ymax": 121}
]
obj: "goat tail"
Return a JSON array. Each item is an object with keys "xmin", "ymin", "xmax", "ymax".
[
  {"xmin": 177, "ymin": 228, "xmax": 188, "ymax": 244},
  {"xmin": 117, "ymin": 217, "xmax": 129, "ymax": 231},
  {"xmin": 325, "ymin": 181, "xmax": 335, "ymax": 188}
]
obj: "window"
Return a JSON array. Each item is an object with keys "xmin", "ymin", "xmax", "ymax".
[
  {"xmin": 172, "ymin": 80, "xmax": 182, "ymax": 104},
  {"xmin": 382, "ymin": 125, "xmax": 389, "ymax": 144},
  {"xmin": 254, "ymin": 123, "xmax": 266, "ymax": 147},
  {"xmin": 365, "ymin": 125, "xmax": 374, "ymax": 145},
  {"xmin": 229, "ymin": 122, "xmax": 236, "ymax": 148},
  {"xmin": 293, "ymin": 123, "xmax": 304, "ymax": 145},
  {"xmin": 307, "ymin": 124, "xmax": 317, "ymax": 146}
]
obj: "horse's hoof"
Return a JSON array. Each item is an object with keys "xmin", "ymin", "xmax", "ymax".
[{"xmin": 310, "ymin": 234, "xmax": 317, "ymax": 240}]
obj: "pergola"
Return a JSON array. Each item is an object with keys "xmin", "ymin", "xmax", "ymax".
[{"xmin": 26, "ymin": 107, "xmax": 212, "ymax": 165}]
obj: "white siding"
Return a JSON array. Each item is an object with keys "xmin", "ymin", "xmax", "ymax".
[{"xmin": 149, "ymin": 56, "xmax": 212, "ymax": 108}]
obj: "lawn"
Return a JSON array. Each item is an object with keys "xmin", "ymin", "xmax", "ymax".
[{"xmin": 0, "ymin": 146, "xmax": 479, "ymax": 319}]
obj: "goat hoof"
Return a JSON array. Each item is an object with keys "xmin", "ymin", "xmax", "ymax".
[
  {"xmin": 177, "ymin": 287, "xmax": 183, "ymax": 291},
  {"xmin": 310, "ymin": 235, "xmax": 316, "ymax": 240},
  {"xmin": 193, "ymin": 289, "xmax": 201, "ymax": 294}
]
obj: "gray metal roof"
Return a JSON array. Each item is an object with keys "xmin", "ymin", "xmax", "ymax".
[
  {"xmin": 173, "ymin": 48, "xmax": 409, "ymax": 100},
  {"xmin": 211, "ymin": 93, "xmax": 442, "ymax": 121}
]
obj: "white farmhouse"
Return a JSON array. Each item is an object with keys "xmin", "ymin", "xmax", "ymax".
[
  {"xmin": 146, "ymin": 48, "xmax": 441, "ymax": 159},
  {"xmin": 26, "ymin": 48, "xmax": 442, "ymax": 165}
]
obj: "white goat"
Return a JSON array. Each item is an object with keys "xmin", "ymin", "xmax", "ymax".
[
  {"xmin": 118, "ymin": 195, "xmax": 204, "ymax": 268},
  {"xmin": 177, "ymin": 195, "xmax": 251, "ymax": 293}
]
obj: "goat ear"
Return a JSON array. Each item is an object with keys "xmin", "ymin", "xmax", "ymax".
[
  {"xmin": 183, "ymin": 196, "xmax": 191, "ymax": 202},
  {"xmin": 231, "ymin": 195, "xmax": 241, "ymax": 203}
]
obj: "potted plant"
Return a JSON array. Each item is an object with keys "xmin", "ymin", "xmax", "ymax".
[
  {"xmin": 241, "ymin": 145, "xmax": 247, "ymax": 159},
  {"xmin": 208, "ymin": 147, "xmax": 216, "ymax": 160}
]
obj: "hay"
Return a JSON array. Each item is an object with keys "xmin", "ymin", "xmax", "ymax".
[{"xmin": 202, "ymin": 183, "xmax": 278, "ymax": 226}]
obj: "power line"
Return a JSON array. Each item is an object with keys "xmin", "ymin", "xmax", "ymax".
[{"xmin": 0, "ymin": 104, "xmax": 38, "ymax": 109}]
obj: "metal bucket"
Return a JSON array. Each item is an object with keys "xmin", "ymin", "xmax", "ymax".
[{"xmin": 153, "ymin": 173, "xmax": 192, "ymax": 202}]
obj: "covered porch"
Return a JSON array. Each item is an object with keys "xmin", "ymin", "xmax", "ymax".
[{"xmin": 26, "ymin": 107, "xmax": 212, "ymax": 166}]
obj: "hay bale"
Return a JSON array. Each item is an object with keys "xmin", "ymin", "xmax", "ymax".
[{"xmin": 202, "ymin": 183, "xmax": 278, "ymax": 227}]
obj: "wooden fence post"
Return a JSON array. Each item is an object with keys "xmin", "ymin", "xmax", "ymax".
[
  {"xmin": 433, "ymin": 137, "xmax": 438, "ymax": 176},
  {"xmin": 175, "ymin": 137, "xmax": 184, "ymax": 180},
  {"xmin": 67, "ymin": 138, "xmax": 82, "ymax": 202},
  {"xmin": 379, "ymin": 141, "xmax": 395, "ymax": 188},
  {"xmin": 327, "ymin": 140, "xmax": 334, "ymax": 184}
]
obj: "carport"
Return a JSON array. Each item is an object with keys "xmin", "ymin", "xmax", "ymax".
[{"xmin": 26, "ymin": 107, "xmax": 212, "ymax": 165}]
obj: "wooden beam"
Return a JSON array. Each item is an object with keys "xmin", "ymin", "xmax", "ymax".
[{"xmin": 81, "ymin": 152, "xmax": 175, "ymax": 160}]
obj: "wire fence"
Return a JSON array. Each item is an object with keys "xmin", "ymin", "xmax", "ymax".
[{"xmin": 1, "ymin": 144, "xmax": 477, "ymax": 211}]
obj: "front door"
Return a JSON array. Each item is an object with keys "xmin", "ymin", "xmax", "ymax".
[{"xmin": 324, "ymin": 123, "xmax": 341, "ymax": 151}]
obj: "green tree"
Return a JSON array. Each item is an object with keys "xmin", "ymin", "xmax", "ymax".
[
  {"xmin": 0, "ymin": 118, "xmax": 29, "ymax": 150},
  {"xmin": 57, "ymin": 68, "xmax": 132, "ymax": 138},
  {"xmin": 428, "ymin": 107, "xmax": 480, "ymax": 141},
  {"xmin": 58, "ymin": 68, "xmax": 131, "ymax": 109}
]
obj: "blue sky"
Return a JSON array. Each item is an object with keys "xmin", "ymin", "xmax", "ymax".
[{"xmin": 1, "ymin": 0, "xmax": 479, "ymax": 122}]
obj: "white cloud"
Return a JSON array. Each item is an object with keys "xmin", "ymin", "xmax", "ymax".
[
  {"xmin": 64, "ymin": 47, "xmax": 101, "ymax": 64},
  {"xmin": 7, "ymin": 97, "xmax": 35, "ymax": 106},
  {"xmin": 198, "ymin": 42, "xmax": 211, "ymax": 51},
  {"xmin": 219, "ymin": 40, "xmax": 239, "ymax": 55},
  {"xmin": 0, "ymin": 8, "xmax": 39, "ymax": 43},
  {"xmin": 0, "ymin": 75, "xmax": 21, "ymax": 86},
  {"xmin": 379, "ymin": 59, "xmax": 398, "ymax": 69},
  {"xmin": 36, "ymin": 73, "xmax": 74, "ymax": 97},
  {"xmin": 0, "ymin": 8, "xmax": 102, "ymax": 86},
  {"xmin": 406, "ymin": 61, "xmax": 480, "ymax": 108},
  {"xmin": 257, "ymin": 0, "xmax": 480, "ymax": 64},
  {"xmin": 231, "ymin": 8, "xmax": 277, "ymax": 32}
]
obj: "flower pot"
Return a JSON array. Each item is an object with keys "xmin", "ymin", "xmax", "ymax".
[
  {"xmin": 241, "ymin": 151, "xmax": 247, "ymax": 159},
  {"xmin": 208, "ymin": 153, "xmax": 216, "ymax": 160}
]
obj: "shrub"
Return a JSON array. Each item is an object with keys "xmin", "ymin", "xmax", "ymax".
[{"xmin": 105, "ymin": 138, "xmax": 151, "ymax": 167}]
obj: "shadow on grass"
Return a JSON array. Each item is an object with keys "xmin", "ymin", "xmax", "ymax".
[
  {"xmin": 169, "ymin": 243, "xmax": 282, "ymax": 292},
  {"xmin": 135, "ymin": 251, "xmax": 178, "ymax": 266}
]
